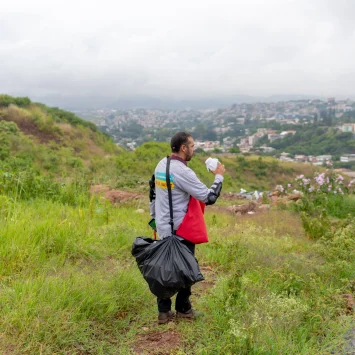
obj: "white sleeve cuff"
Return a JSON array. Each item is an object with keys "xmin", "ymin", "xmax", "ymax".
[{"xmin": 215, "ymin": 174, "xmax": 224, "ymax": 183}]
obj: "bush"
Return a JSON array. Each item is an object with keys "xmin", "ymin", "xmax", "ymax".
[
  {"xmin": 281, "ymin": 169, "xmax": 355, "ymax": 238},
  {"xmin": 229, "ymin": 147, "xmax": 240, "ymax": 153},
  {"xmin": 0, "ymin": 120, "xmax": 19, "ymax": 134},
  {"xmin": 0, "ymin": 169, "xmax": 89, "ymax": 206},
  {"xmin": 0, "ymin": 94, "xmax": 31, "ymax": 107},
  {"xmin": 319, "ymin": 218, "xmax": 355, "ymax": 263},
  {"xmin": 0, "ymin": 134, "xmax": 10, "ymax": 160},
  {"xmin": 326, "ymin": 194, "xmax": 355, "ymax": 218}
]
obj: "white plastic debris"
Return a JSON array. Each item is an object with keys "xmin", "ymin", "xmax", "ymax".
[{"xmin": 205, "ymin": 157, "xmax": 219, "ymax": 171}]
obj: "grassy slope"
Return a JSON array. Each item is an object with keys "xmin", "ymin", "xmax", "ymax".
[
  {"xmin": 115, "ymin": 145, "xmax": 322, "ymax": 192},
  {"xmin": 0, "ymin": 96, "xmax": 321, "ymax": 193},
  {"xmin": 0, "ymin": 103, "xmax": 121, "ymax": 177},
  {"xmin": 0, "ymin": 96, "xmax": 352, "ymax": 354},
  {"xmin": 1, "ymin": 197, "xmax": 353, "ymax": 354}
]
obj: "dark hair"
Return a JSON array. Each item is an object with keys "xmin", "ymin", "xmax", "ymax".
[{"xmin": 170, "ymin": 132, "xmax": 192, "ymax": 153}]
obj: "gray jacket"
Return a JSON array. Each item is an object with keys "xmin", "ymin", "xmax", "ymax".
[{"xmin": 150, "ymin": 156, "xmax": 223, "ymax": 239}]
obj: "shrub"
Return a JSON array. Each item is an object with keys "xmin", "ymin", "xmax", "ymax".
[
  {"xmin": 278, "ymin": 169, "xmax": 355, "ymax": 238},
  {"xmin": 0, "ymin": 120, "xmax": 19, "ymax": 134},
  {"xmin": 0, "ymin": 134, "xmax": 10, "ymax": 160},
  {"xmin": 0, "ymin": 94, "xmax": 31, "ymax": 107},
  {"xmin": 318, "ymin": 218, "xmax": 355, "ymax": 263},
  {"xmin": 0, "ymin": 169, "xmax": 89, "ymax": 206}
]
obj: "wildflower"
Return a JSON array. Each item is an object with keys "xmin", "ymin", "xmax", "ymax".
[
  {"xmin": 315, "ymin": 175, "xmax": 325, "ymax": 185},
  {"xmin": 302, "ymin": 178, "xmax": 311, "ymax": 185},
  {"xmin": 275, "ymin": 185, "xmax": 284, "ymax": 192},
  {"xmin": 287, "ymin": 184, "xmax": 291, "ymax": 188}
]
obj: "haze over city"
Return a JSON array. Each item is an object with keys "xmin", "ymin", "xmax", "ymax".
[{"xmin": 1, "ymin": 0, "xmax": 355, "ymax": 108}]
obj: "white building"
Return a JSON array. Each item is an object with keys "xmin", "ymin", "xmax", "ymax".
[
  {"xmin": 340, "ymin": 154, "xmax": 355, "ymax": 163},
  {"xmin": 313, "ymin": 155, "xmax": 332, "ymax": 165},
  {"xmin": 248, "ymin": 135, "xmax": 260, "ymax": 146},
  {"xmin": 280, "ymin": 130, "xmax": 296, "ymax": 137},
  {"xmin": 268, "ymin": 133, "xmax": 282, "ymax": 142},
  {"xmin": 341, "ymin": 124, "xmax": 355, "ymax": 133},
  {"xmin": 294, "ymin": 155, "xmax": 307, "ymax": 162}
]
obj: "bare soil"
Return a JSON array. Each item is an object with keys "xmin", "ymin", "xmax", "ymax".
[
  {"xmin": 132, "ymin": 331, "xmax": 181, "ymax": 355},
  {"xmin": 193, "ymin": 265, "xmax": 217, "ymax": 296},
  {"xmin": 130, "ymin": 265, "xmax": 217, "ymax": 354},
  {"xmin": 15, "ymin": 118, "xmax": 61, "ymax": 144},
  {"xmin": 90, "ymin": 185, "xmax": 143, "ymax": 203}
]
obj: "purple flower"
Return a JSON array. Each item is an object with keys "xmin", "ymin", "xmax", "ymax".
[
  {"xmin": 315, "ymin": 175, "xmax": 325, "ymax": 185},
  {"xmin": 303, "ymin": 178, "xmax": 310, "ymax": 185}
]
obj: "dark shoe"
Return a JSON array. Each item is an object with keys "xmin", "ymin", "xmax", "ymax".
[
  {"xmin": 157, "ymin": 311, "xmax": 175, "ymax": 325},
  {"xmin": 176, "ymin": 309, "xmax": 201, "ymax": 320}
]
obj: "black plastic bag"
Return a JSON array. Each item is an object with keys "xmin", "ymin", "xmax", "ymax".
[{"xmin": 132, "ymin": 235, "xmax": 204, "ymax": 299}]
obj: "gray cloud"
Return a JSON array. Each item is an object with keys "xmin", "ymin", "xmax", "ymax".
[{"xmin": 1, "ymin": 0, "xmax": 354, "ymax": 106}]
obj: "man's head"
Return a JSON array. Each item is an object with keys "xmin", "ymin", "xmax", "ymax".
[{"xmin": 170, "ymin": 132, "xmax": 195, "ymax": 161}]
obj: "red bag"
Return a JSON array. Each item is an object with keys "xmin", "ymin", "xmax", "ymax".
[{"xmin": 176, "ymin": 197, "xmax": 208, "ymax": 244}]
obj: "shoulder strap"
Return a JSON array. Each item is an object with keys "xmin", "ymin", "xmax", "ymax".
[{"xmin": 166, "ymin": 156, "xmax": 174, "ymax": 235}]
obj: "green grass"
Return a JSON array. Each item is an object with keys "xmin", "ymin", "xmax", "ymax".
[
  {"xmin": 327, "ymin": 194, "xmax": 355, "ymax": 218},
  {"xmin": 0, "ymin": 197, "xmax": 354, "ymax": 354}
]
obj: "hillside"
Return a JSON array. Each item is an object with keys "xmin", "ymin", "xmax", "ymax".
[
  {"xmin": 255, "ymin": 124, "xmax": 355, "ymax": 162},
  {"xmin": 0, "ymin": 96, "xmax": 354, "ymax": 354},
  {"xmin": 0, "ymin": 95, "xmax": 121, "ymax": 175},
  {"xmin": 0, "ymin": 95, "xmax": 322, "ymax": 196},
  {"xmin": 114, "ymin": 144, "xmax": 321, "ymax": 192}
]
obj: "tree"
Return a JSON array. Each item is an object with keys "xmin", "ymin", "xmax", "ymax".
[
  {"xmin": 0, "ymin": 95, "xmax": 31, "ymax": 107},
  {"xmin": 229, "ymin": 147, "xmax": 240, "ymax": 154}
]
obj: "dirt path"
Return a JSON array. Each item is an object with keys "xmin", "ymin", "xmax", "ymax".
[{"xmin": 130, "ymin": 265, "xmax": 218, "ymax": 355}]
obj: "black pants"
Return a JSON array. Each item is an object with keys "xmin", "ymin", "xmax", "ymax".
[{"xmin": 157, "ymin": 239, "xmax": 196, "ymax": 313}]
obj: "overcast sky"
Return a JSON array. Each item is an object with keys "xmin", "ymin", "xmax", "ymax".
[{"xmin": 1, "ymin": 0, "xmax": 355, "ymax": 104}]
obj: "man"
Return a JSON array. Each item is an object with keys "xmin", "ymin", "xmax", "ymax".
[{"xmin": 149, "ymin": 132, "xmax": 225, "ymax": 324}]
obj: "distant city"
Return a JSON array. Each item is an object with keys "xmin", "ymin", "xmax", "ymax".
[{"xmin": 73, "ymin": 97, "xmax": 355, "ymax": 166}]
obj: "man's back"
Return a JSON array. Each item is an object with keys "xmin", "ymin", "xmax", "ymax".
[{"xmin": 155, "ymin": 157, "xmax": 201, "ymax": 239}]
